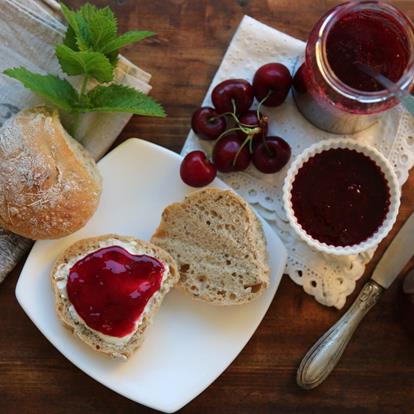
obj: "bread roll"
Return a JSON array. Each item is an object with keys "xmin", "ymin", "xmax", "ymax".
[
  {"xmin": 151, "ymin": 188, "xmax": 270, "ymax": 305},
  {"xmin": 51, "ymin": 234, "xmax": 179, "ymax": 359},
  {"xmin": 0, "ymin": 106, "xmax": 101, "ymax": 239}
]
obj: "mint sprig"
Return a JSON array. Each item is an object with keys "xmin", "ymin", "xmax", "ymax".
[
  {"xmin": 3, "ymin": 2, "xmax": 164, "ymax": 129},
  {"xmin": 101, "ymin": 31, "xmax": 155, "ymax": 54},
  {"xmin": 87, "ymin": 85, "xmax": 166, "ymax": 117},
  {"xmin": 55, "ymin": 45, "xmax": 114, "ymax": 83},
  {"xmin": 3, "ymin": 67, "xmax": 79, "ymax": 112},
  {"xmin": 61, "ymin": 3, "xmax": 118, "ymax": 53}
]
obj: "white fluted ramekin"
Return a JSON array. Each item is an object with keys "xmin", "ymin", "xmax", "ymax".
[{"xmin": 282, "ymin": 138, "xmax": 401, "ymax": 256}]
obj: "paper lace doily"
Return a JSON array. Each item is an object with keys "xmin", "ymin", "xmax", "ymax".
[{"xmin": 182, "ymin": 16, "xmax": 414, "ymax": 309}]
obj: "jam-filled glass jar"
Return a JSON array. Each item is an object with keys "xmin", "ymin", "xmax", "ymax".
[{"xmin": 293, "ymin": 1, "xmax": 414, "ymax": 134}]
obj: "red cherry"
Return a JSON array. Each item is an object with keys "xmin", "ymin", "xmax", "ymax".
[
  {"xmin": 212, "ymin": 79, "xmax": 254, "ymax": 115},
  {"xmin": 191, "ymin": 107, "xmax": 226, "ymax": 140},
  {"xmin": 293, "ymin": 63, "xmax": 308, "ymax": 94},
  {"xmin": 253, "ymin": 63, "xmax": 292, "ymax": 107},
  {"xmin": 253, "ymin": 136, "xmax": 291, "ymax": 173},
  {"xmin": 180, "ymin": 151, "xmax": 217, "ymax": 187},
  {"xmin": 212, "ymin": 133, "xmax": 251, "ymax": 172},
  {"xmin": 239, "ymin": 110, "xmax": 268, "ymax": 146}
]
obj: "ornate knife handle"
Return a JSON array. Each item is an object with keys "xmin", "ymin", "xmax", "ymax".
[{"xmin": 297, "ymin": 280, "xmax": 384, "ymax": 390}]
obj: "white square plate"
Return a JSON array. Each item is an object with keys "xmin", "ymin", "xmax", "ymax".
[{"xmin": 16, "ymin": 138, "xmax": 287, "ymax": 413}]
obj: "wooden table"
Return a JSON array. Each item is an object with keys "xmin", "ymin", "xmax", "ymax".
[{"xmin": 2, "ymin": 1, "xmax": 414, "ymax": 413}]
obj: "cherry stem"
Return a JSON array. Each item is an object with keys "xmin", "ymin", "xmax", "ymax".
[
  {"xmin": 260, "ymin": 119, "xmax": 272, "ymax": 156},
  {"xmin": 232, "ymin": 135, "xmax": 251, "ymax": 167},
  {"xmin": 249, "ymin": 137, "xmax": 254, "ymax": 154},
  {"xmin": 231, "ymin": 98, "xmax": 237, "ymax": 115},
  {"xmin": 219, "ymin": 111, "xmax": 261, "ymax": 131},
  {"xmin": 256, "ymin": 90, "xmax": 272, "ymax": 120},
  {"xmin": 239, "ymin": 121, "xmax": 260, "ymax": 129},
  {"xmin": 243, "ymin": 126, "xmax": 261, "ymax": 135},
  {"xmin": 219, "ymin": 111, "xmax": 241, "ymax": 124},
  {"xmin": 215, "ymin": 127, "xmax": 242, "ymax": 142}
]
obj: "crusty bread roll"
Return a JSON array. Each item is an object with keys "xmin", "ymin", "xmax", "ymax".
[
  {"xmin": 51, "ymin": 234, "xmax": 179, "ymax": 359},
  {"xmin": 151, "ymin": 188, "xmax": 270, "ymax": 305},
  {"xmin": 0, "ymin": 106, "xmax": 101, "ymax": 239}
]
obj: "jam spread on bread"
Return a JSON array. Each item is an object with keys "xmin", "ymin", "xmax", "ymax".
[
  {"xmin": 67, "ymin": 246, "xmax": 164, "ymax": 337},
  {"xmin": 291, "ymin": 148, "xmax": 390, "ymax": 246}
]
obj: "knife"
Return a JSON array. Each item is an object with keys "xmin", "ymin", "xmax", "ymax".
[{"xmin": 297, "ymin": 211, "xmax": 414, "ymax": 389}]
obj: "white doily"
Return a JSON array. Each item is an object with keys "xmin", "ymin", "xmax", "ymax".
[{"xmin": 181, "ymin": 16, "xmax": 414, "ymax": 309}]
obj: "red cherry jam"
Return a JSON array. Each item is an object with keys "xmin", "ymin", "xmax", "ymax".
[
  {"xmin": 291, "ymin": 148, "xmax": 390, "ymax": 247},
  {"xmin": 326, "ymin": 10, "xmax": 410, "ymax": 92},
  {"xmin": 293, "ymin": 2, "xmax": 414, "ymax": 134},
  {"xmin": 67, "ymin": 246, "xmax": 164, "ymax": 338}
]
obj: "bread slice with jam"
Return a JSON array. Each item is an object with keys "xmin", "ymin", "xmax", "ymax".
[{"xmin": 51, "ymin": 234, "xmax": 179, "ymax": 359}]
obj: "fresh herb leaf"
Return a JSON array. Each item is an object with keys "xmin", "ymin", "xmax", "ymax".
[
  {"xmin": 60, "ymin": 3, "xmax": 90, "ymax": 51},
  {"xmin": 3, "ymin": 67, "xmax": 79, "ymax": 112},
  {"xmin": 106, "ymin": 50, "xmax": 119, "ymax": 66},
  {"xmin": 60, "ymin": 3, "xmax": 119, "ymax": 57},
  {"xmin": 60, "ymin": 3, "xmax": 79, "ymax": 33},
  {"xmin": 63, "ymin": 26, "xmax": 79, "ymax": 51},
  {"xmin": 56, "ymin": 45, "xmax": 113, "ymax": 83},
  {"xmin": 101, "ymin": 31, "xmax": 155, "ymax": 54},
  {"xmin": 79, "ymin": 3, "xmax": 117, "ymax": 29},
  {"xmin": 78, "ymin": 3, "xmax": 117, "ymax": 51},
  {"xmin": 85, "ymin": 84, "xmax": 166, "ymax": 117},
  {"xmin": 60, "ymin": 2, "xmax": 154, "ymax": 64}
]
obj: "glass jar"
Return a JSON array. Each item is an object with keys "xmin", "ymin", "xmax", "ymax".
[{"xmin": 293, "ymin": 1, "xmax": 414, "ymax": 134}]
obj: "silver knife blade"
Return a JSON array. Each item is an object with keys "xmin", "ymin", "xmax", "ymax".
[{"xmin": 372, "ymin": 211, "xmax": 414, "ymax": 289}]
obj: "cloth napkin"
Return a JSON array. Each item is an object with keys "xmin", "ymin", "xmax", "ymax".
[
  {"xmin": 0, "ymin": 0, "xmax": 152, "ymax": 282},
  {"xmin": 182, "ymin": 15, "xmax": 414, "ymax": 309}
]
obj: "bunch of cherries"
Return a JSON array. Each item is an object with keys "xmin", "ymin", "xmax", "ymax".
[{"xmin": 180, "ymin": 63, "xmax": 293, "ymax": 187}]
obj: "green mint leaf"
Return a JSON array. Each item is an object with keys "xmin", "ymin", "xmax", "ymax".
[
  {"xmin": 60, "ymin": 5, "xmax": 89, "ymax": 51},
  {"xmin": 60, "ymin": 3, "xmax": 79, "ymax": 32},
  {"xmin": 106, "ymin": 50, "xmax": 119, "ymax": 66},
  {"xmin": 3, "ymin": 67, "xmax": 79, "ymax": 112},
  {"xmin": 63, "ymin": 26, "xmax": 79, "ymax": 51},
  {"xmin": 101, "ymin": 31, "xmax": 155, "ymax": 54},
  {"xmin": 60, "ymin": 3, "xmax": 90, "ymax": 51},
  {"xmin": 78, "ymin": 3, "xmax": 117, "ymax": 51},
  {"xmin": 84, "ymin": 84, "xmax": 166, "ymax": 117},
  {"xmin": 56, "ymin": 45, "xmax": 113, "ymax": 83},
  {"xmin": 79, "ymin": 3, "xmax": 116, "ymax": 25}
]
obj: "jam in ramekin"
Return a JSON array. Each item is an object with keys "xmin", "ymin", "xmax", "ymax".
[{"xmin": 291, "ymin": 148, "xmax": 390, "ymax": 246}]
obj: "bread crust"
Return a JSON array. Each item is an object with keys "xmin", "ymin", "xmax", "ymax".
[
  {"xmin": 151, "ymin": 188, "xmax": 270, "ymax": 305},
  {"xmin": 0, "ymin": 106, "xmax": 102, "ymax": 239},
  {"xmin": 51, "ymin": 234, "xmax": 179, "ymax": 359}
]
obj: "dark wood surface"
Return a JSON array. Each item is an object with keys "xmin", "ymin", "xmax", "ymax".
[{"xmin": 2, "ymin": 1, "xmax": 414, "ymax": 413}]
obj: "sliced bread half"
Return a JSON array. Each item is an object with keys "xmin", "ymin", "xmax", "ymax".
[
  {"xmin": 51, "ymin": 234, "xmax": 179, "ymax": 359},
  {"xmin": 151, "ymin": 188, "xmax": 270, "ymax": 305}
]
